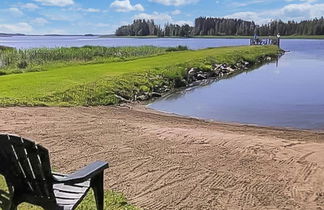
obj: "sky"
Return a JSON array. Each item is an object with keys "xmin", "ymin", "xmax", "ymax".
[{"xmin": 0, "ymin": 0, "xmax": 324, "ymax": 35}]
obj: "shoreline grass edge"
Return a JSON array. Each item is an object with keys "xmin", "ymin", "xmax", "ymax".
[{"xmin": 0, "ymin": 45, "xmax": 282, "ymax": 107}]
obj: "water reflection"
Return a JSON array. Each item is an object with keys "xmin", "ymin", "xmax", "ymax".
[{"xmin": 149, "ymin": 40, "xmax": 324, "ymax": 130}]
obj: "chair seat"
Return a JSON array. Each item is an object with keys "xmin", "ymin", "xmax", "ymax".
[{"xmin": 53, "ymin": 174, "xmax": 91, "ymax": 210}]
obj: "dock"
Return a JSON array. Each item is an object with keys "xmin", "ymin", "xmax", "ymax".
[{"xmin": 250, "ymin": 37, "xmax": 280, "ymax": 47}]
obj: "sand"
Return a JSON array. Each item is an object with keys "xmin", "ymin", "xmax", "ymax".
[{"xmin": 0, "ymin": 105, "xmax": 323, "ymax": 209}]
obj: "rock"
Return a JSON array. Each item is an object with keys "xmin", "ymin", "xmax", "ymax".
[
  {"xmin": 196, "ymin": 73, "xmax": 207, "ymax": 80},
  {"xmin": 209, "ymin": 71, "xmax": 217, "ymax": 77},
  {"xmin": 213, "ymin": 68, "xmax": 221, "ymax": 75},
  {"xmin": 227, "ymin": 67, "xmax": 235, "ymax": 73},
  {"xmin": 137, "ymin": 95, "xmax": 148, "ymax": 101},
  {"xmin": 188, "ymin": 68, "xmax": 196, "ymax": 75},
  {"xmin": 181, "ymin": 79, "xmax": 188, "ymax": 85},
  {"xmin": 266, "ymin": 56, "xmax": 272, "ymax": 61},
  {"xmin": 244, "ymin": 61, "xmax": 249, "ymax": 66},
  {"xmin": 212, "ymin": 64, "xmax": 221, "ymax": 69},
  {"xmin": 151, "ymin": 92, "xmax": 162, "ymax": 97},
  {"xmin": 221, "ymin": 68, "xmax": 231, "ymax": 73},
  {"xmin": 115, "ymin": 94, "xmax": 131, "ymax": 103},
  {"xmin": 163, "ymin": 87, "xmax": 170, "ymax": 92}
]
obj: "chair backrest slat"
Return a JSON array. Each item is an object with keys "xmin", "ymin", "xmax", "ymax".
[{"xmin": 0, "ymin": 134, "xmax": 55, "ymax": 200}]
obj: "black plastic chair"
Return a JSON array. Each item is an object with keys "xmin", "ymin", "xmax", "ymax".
[{"xmin": 0, "ymin": 134, "xmax": 109, "ymax": 210}]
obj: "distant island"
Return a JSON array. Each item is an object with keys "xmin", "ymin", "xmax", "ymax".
[
  {"xmin": 114, "ymin": 17, "xmax": 324, "ymax": 37},
  {"xmin": 0, "ymin": 33, "xmax": 97, "ymax": 37},
  {"xmin": 0, "ymin": 33, "xmax": 25, "ymax": 37}
]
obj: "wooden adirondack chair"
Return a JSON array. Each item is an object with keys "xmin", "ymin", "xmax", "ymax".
[{"xmin": 0, "ymin": 134, "xmax": 109, "ymax": 210}]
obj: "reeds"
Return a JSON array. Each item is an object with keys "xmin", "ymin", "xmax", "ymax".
[{"xmin": 0, "ymin": 45, "xmax": 166, "ymax": 70}]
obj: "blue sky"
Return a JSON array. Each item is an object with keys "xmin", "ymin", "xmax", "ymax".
[{"xmin": 0, "ymin": 0, "xmax": 323, "ymax": 34}]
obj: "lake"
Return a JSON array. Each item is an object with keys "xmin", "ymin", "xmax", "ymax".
[
  {"xmin": 0, "ymin": 35, "xmax": 248, "ymax": 49},
  {"xmin": 1, "ymin": 36, "xmax": 323, "ymax": 130},
  {"xmin": 149, "ymin": 39, "xmax": 324, "ymax": 130}
]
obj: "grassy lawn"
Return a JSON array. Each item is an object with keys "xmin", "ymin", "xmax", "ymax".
[
  {"xmin": 0, "ymin": 176, "xmax": 138, "ymax": 210},
  {"xmin": 0, "ymin": 45, "xmax": 280, "ymax": 106}
]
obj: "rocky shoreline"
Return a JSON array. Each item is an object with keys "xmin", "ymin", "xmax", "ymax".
[{"xmin": 116, "ymin": 53, "xmax": 283, "ymax": 103}]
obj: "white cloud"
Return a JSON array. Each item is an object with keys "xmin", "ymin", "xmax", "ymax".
[
  {"xmin": 34, "ymin": 0, "xmax": 74, "ymax": 7},
  {"xmin": 45, "ymin": 29, "xmax": 66, "ymax": 34},
  {"xmin": 133, "ymin": 12, "xmax": 193, "ymax": 25},
  {"xmin": 278, "ymin": 3, "xmax": 324, "ymax": 18},
  {"xmin": 230, "ymin": 0, "xmax": 265, "ymax": 8},
  {"xmin": 225, "ymin": 11, "xmax": 269, "ymax": 23},
  {"xmin": 8, "ymin": 8, "xmax": 24, "ymax": 16},
  {"xmin": 66, "ymin": 7, "xmax": 101, "ymax": 13},
  {"xmin": 94, "ymin": 23, "xmax": 111, "ymax": 27},
  {"xmin": 171, "ymin": 9, "xmax": 181, "ymax": 15},
  {"xmin": 84, "ymin": 8, "xmax": 101, "ymax": 13},
  {"xmin": 285, "ymin": 0, "xmax": 318, "ymax": 2},
  {"xmin": 31, "ymin": 17, "xmax": 49, "ymax": 25},
  {"xmin": 20, "ymin": 3, "xmax": 40, "ymax": 10},
  {"xmin": 0, "ymin": 22, "xmax": 33, "ymax": 33},
  {"xmin": 149, "ymin": 0, "xmax": 199, "ymax": 6},
  {"xmin": 41, "ymin": 9, "xmax": 82, "ymax": 21},
  {"xmin": 110, "ymin": 0, "xmax": 144, "ymax": 12},
  {"xmin": 134, "ymin": 12, "xmax": 172, "ymax": 22},
  {"xmin": 226, "ymin": 2, "xmax": 324, "ymax": 24},
  {"xmin": 173, "ymin": 20, "xmax": 193, "ymax": 25}
]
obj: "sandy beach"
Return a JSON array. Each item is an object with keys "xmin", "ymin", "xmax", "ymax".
[{"xmin": 0, "ymin": 105, "xmax": 323, "ymax": 209}]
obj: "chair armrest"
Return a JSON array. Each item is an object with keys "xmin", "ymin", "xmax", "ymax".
[{"xmin": 53, "ymin": 161, "xmax": 108, "ymax": 184}]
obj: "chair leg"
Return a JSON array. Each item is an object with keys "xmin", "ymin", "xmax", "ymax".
[
  {"xmin": 8, "ymin": 190, "xmax": 20, "ymax": 210},
  {"xmin": 91, "ymin": 172, "xmax": 104, "ymax": 210},
  {"xmin": 9, "ymin": 203, "xmax": 17, "ymax": 210},
  {"xmin": 9, "ymin": 198, "xmax": 19, "ymax": 210}
]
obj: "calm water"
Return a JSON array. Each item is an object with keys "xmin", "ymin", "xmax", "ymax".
[
  {"xmin": 1, "ymin": 36, "xmax": 323, "ymax": 130},
  {"xmin": 149, "ymin": 40, "xmax": 324, "ymax": 130},
  {"xmin": 0, "ymin": 35, "xmax": 248, "ymax": 49}
]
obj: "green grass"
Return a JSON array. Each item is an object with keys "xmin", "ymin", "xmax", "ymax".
[
  {"xmin": 0, "ymin": 46, "xmax": 169, "ymax": 75},
  {"xmin": 0, "ymin": 45, "xmax": 14, "ymax": 51},
  {"xmin": 0, "ymin": 45, "xmax": 280, "ymax": 106},
  {"xmin": 0, "ymin": 176, "xmax": 139, "ymax": 210}
]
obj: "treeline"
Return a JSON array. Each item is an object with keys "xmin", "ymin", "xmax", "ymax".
[
  {"xmin": 194, "ymin": 17, "xmax": 256, "ymax": 36},
  {"xmin": 115, "ymin": 17, "xmax": 324, "ymax": 37},
  {"xmin": 257, "ymin": 18, "xmax": 324, "ymax": 36},
  {"xmin": 115, "ymin": 19, "xmax": 192, "ymax": 37}
]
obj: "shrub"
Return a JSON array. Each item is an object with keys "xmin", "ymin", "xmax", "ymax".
[
  {"xmin": 166, "ymin": 45, "xmax": 189, "ymax": 52},
  {"xmin": 17, "ymin": 60, "xmax": 28, "ymax": 69}
]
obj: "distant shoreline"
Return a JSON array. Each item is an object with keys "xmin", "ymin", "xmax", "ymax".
[
  {"xmin": 98, "ymin": 35, "xmax": 324, "ymax": 39},
  {"xmin": 1, "ymin": 34, "xmax": 324, "ymax": 39}
]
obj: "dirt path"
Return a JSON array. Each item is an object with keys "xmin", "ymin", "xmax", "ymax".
[{"xmin": 0, "ymin": 106, "xmax": 323, "ymax": 209}]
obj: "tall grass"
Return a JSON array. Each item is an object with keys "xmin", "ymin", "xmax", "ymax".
[
  {"xmin": 0, "ymin": 46, "xmax": 168, "ymax": 74},
  {"xmin": 0, "ymin": 45, "xmax": 13, "ymax": 51}
]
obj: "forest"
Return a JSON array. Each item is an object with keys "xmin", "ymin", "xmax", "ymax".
[{"xmin": 115, "ymin": 17, "xmax": 324, "ymax": 37}]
